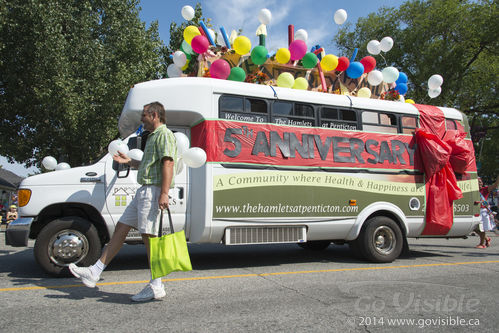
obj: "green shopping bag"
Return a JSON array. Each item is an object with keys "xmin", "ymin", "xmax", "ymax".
[{"xmin": 149, "ymin": 208, "xmax": 192, "ymax": 279}]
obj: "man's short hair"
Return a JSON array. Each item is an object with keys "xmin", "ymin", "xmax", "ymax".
[{"xmin": 144, "ymin": 101, "xmax": 166, "ymax": 124}]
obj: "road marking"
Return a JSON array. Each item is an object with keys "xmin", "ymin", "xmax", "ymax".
[{"xmin": 1, "ymin": 260, "xmax": 498, "ymax": 292}]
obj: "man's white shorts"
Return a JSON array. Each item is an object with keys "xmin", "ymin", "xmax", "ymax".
[{"xmin": 120, "ymin": 185, "xmax": 161, "ymax": 235}]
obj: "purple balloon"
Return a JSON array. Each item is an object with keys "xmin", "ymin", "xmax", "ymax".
[{"xmin": 289, "ymin": 40, "xmax": 307, "ymax": 60}]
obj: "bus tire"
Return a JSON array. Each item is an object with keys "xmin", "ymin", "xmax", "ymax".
[
  {"xmin": 297, "ymin": 240, "xmax": 331, "ymax": 251},
  {"xmin": 34, "ymin": 217, "xmax": 101, "ymax": 277},
  {"xmin": 357, "ymin": 216, "xmax": 403, "ymax": 263}
]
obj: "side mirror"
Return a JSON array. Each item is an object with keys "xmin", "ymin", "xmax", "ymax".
[{"xmin": 112, "ymin": 160, "xmax": 130, "ymax": 178}]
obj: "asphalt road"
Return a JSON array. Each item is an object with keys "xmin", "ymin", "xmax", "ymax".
[{"xmin": 1, "ymin": 231, "xmax": 498, "ymax": 333}]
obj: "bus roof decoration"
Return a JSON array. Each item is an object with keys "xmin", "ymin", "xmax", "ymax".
[{"xmin": 167, "ymin": 7, "xmax": 419, "ymax": 102}]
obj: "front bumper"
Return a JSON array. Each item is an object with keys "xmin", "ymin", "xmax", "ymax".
[{"xmin": 5, "ymin": 217, "xmax": 33, "ymax": 247}]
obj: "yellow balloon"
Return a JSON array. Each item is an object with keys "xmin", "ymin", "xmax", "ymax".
[
  {"xmin": 276, "ymin": 72, "xmax": 295, "ymax": 88},
  {"xmin": 233, "ymin": 36, "xmax": 251, "ymax": 55},
  {"xmin": 276, "ymin": 48, "xmax": 291, "ymax": 64},
  {"xmin": 405, "ymin": 98, "xmax": 415, "ymax": 104},
  {"xmin": 292, "ymin": 77, "xmax": 308, "ymax": 90},
  {"xmin": 181, "ymin": 60, "xmax": 190, "ymax": 71},
  {"xmin": 357, "ymin": 87, "xmax": 372, "ymax": 98},
  {"xmin": 184, "ymin": 25, "xmax": 201, "ymax": 44},
  {"xmin": 320, "ymin": 54, "xmax": 338, "ymax": 71}
]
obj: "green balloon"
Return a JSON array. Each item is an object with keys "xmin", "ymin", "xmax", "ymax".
[
  {"xmin": 180, "ymin": 40, "xmax": 194, "ymax": 55},
  {"xmin": 302, "ymin": 52, "xmax": 318, "ymax": 69},
  {"xmin": 228, "ymin": 67, "xmax": 246, "ymax": 82},
  {"xmin": 250, "ymin": 45, "xmax": 268, "ymax": 65}
]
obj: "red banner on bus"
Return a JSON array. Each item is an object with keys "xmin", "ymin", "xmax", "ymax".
[{"xmin": 191, "ymin": 120, "xmax": 420, "ymax": 171}]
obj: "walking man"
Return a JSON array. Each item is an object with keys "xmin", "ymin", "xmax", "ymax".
[{"xmin": 69, "ymin": 101, "xmax": 177, "ymax": 301}]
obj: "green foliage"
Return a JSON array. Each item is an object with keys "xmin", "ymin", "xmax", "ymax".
[
  {"xmin": 0, "ymin": 0, "xmax": 163, "ymax": 167},
  {"xmin": 335, "ymin": 0, "xmax": 498, "ymax": 178}
]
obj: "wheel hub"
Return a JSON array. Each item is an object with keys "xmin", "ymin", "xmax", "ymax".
[
  {"xmin": 373, "ymin": 226, "xmax": 395, "ymax": 255},
  {"xmin": 48, "ymin": 230, "xmax": 89, "ymax": 266}
]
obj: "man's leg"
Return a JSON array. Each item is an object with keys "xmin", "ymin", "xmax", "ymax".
[
  {"xmin": 130, "ymin": 233, "xmax": 166, "ymax": 302},
  {"xmin": 100, "ymin": 222, "xmax": 132, "ymax": 265},
  {"xmin": 69, "ymin": 222, "xmax": 131, "ymax": 287}
]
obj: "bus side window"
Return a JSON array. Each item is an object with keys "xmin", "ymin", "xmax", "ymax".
[
  {"xmin": 320, "ymin": 107, "xmax": 357, "ymax": 130},
  {"xmin": 219, "ymin": 95, "xmax": 244, "ymax": 113},
  {"xmin": 362, "ymin": 111, "xmax": 398, "ymax": 134},
  {"xmin": 401, "ymin": 116, "xmax": 418, "ymax": 134},
  {"xmin": 245, "ymin": 98, "xmax": 267, "ymax": 114},
  {"xmin": 273, "ymin": 101, "xmax": 293, "ymax": 116}
]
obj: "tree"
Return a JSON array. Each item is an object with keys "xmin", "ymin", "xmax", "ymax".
[
  {"xmin": 335, "ymin": 0, "xmax": 498, "ymax": 178},
  {"xmin": 0, "ymin": 0, "xmax": 163, "ymax": 167}
]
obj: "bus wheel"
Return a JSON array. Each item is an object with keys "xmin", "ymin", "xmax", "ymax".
[
  {"xmin": 297, "ymin": 240, "xmax": 331, "ymax": 251},
  {"xmin": 34, "ymin": 217, "xmax": 101, "ymax": 277},
  {"xmin": 357, "ymin": 216, "xmax": 403, "ymax": 263}
]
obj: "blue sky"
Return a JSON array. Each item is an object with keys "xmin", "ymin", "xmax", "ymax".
[
  {"xmin": 2, "ymin": 0, "xmax": 406, "ymax": 177},
  {"xmin": 139, "ymin": 0, "xmax": 405, "ymax": 55}
]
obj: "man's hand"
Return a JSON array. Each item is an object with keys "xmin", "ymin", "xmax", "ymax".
[
  {"xmin": 112, "ymin": 151, "xmax": 131, "ymax": 165},
  {"xmin": 159, "ymin": 192, "xmax": 169, "ymax": 210}
]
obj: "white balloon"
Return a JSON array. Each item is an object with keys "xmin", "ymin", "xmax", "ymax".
[
  {"xmin": 173, "ymin": 51, "xmax": 187, "ymax": 68},
  {"xmin": 380, "ymin": 36, "xmax": 394, "ymax": 52},
  {"xmin": 295, "ymin": 29, "xmax": 308, "ymax": 42},
  {"xmin": 176, "ymin": 158, "xmax": 184, "ymax": 175},
  {"xmin": 428, "ymin": 87, "xmax": 442, "ymax": 98},
  {"xmin": 428, "ymin": 74, "xmax": 444, "ymax": 89},
  {"xmin": 382, "ymin": 67, "xmax": 400, "ymax": 84},
  {"xmin": 167, "ymin": 64, "xmax": 182, "ymax": 78},
  {"xmin": 208, "ymin": 28, "xmax": 216, "ymax": 43},
  {"xmin": 367, "ymin": 70, "xmax": 383, "ymax": 86},
  {"xmin": 42, "ymin": 156, "xmax": 58, "ymax": 170},
  {"xmin": 174, "ymin": 132, "xmax": 190, "ymax": 155},
  {"xmin": 258, "ymin": 8, "xmax": 272, "ymax": 25},
  {"xmin": 334, "ymin": 9, "xmax": 347, "ymax": 25},
  {"xmin": 55, "ymin": 162, "xmax": 70, "ymax": 170},
  {"xmin": 182, "ymin": 147, "xmax": 207, "ymax": 168},
  {"xmin": 108, "ymin": 140, "xmax": 122, "ymax": 156},
  {"xmin": 127, "ymin": 149, "xmax": 144, "ymax": 161},
  {"xmin": 367, "ymin": 40, "xmax": 381, "ymax": 55},
  {"xmin": 108, "ymin": 139, "xmax": 129, "ymax": 156},
  {"xmin": 181, "ymin": 5, "xmax": 195, "ymax": 21}
]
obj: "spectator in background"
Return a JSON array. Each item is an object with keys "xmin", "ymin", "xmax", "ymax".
[
  {"xmin": 6, "ymin": 205, "xmax": 18, "ymax": 224},
  {"xmin": 476, "ymin": 176, "xmax": 499, "ymax": 248}
]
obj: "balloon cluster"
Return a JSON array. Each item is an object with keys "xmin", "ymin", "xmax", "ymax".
[
  {"xmin": 107, "ymin": 134, "xmax": 207, "ymax": 171},
  {"xmin": 42, "ymin": 156, "xmax": 71, "ymax": 171},
  {"xmin": 427, "ymin": 74, "xmax": 443, "ymax": 98},
  {"xmin": 168, "ymin": 5, "xmax": 438, "ymax": 102},
  {"xmin": 173, "ymin": 132, "xmax": 207, "ymax": 170}
]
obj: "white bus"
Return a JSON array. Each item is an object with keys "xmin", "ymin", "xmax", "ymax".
[{"xmin": 8, "ymin": 77, "xmax": 481, "ymax": 275}]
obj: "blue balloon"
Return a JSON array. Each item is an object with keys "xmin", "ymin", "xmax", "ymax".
[
  {"xmin": 396, "ymin": 83, "xmax": 408, "ymax": 95},
  {"xmin": 346, "ymin": 62, "xmax": 364, "ymax": 79},
  {"xmin": 396, "ymin": 72, "xmax": 408, "ymax": 84}
]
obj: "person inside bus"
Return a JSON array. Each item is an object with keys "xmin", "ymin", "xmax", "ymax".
[
  {"xmin": 68, "ymin": 101, "xmax": 177, "ymax": 302},
  {"xmin": 475, "ymin": 175, "xmax": 499, "ymax": 248}
]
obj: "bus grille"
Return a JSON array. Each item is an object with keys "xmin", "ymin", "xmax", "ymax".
[{"xmin": 224, "ymin": 226, "xmax": 306, "ymax": 245}]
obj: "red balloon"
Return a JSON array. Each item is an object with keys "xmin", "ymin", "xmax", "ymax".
[
  {"xmin": 191, "ymin": 35, "xmax": 209, "ymax": 54},
  {"xmin": 360, "ymin": 56, "xmax": 376, "ymax": 73},
  {"xmin": 336, "ymin": 57, "xmax": 350, "ymax": 71}
]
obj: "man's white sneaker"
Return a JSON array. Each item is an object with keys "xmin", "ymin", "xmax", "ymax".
[
  {"xmin": 68, "ymin": 263, "xmax": 99, "ymax": 288},
  {"xmin": 131, "ymin": 283, "xmax": 166, "ymax": 302}
]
